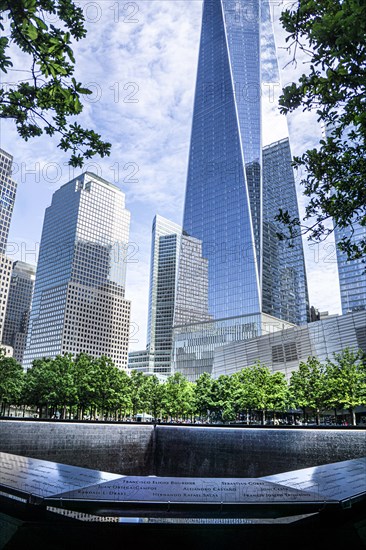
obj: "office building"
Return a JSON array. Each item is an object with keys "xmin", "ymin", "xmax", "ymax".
[
  {"xmin": 321, "ymin": 120, "xmax": 366, "ymax": 316},
  {"xmin": 128, "ymin": 348, "xmax": 154, "ymax": 374},
  {"xmin": 2, "ymin": 261, "xmax": 36, "ymax": 363},
  {"xmin": 262, "ymin": 139, "xmax": 309, "ymax": 324},
  {"xmin": 128, "ymin": 215, "xmax": 181, "ymax": 376},
  {"xmin": 0, "ymin": 254, "xmax": 13, "ymax": 343},
  {"xmin": 147, "ymin": 216, "xmax": 181, "ymax": 374},
  {"xmin": 0, "ymin": 148, "xmax": 17, "ymax": 255},
  {"xmin": 0, "ymin": 148, "xmax": 17, "ymax": 342},
  {"xmin": 335, "ymin": 223, "xmax": 366, "ymax": 314},
  {"xmin": 172, "ymin": 0, "xmax": 309, "ymax": 380},
  {"xmin": 23, "ymin": 172, "xmax": 131, "ymax": 369}
]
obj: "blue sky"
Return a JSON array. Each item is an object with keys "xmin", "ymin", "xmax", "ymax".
[{"xmin": 1, "ymin": 1, "xmax": 341, "ymax": 351}]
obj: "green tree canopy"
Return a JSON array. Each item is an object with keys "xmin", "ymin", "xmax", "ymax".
[
  {"xmin": 0, "ymin": 349, "xmax": 24, "ymax": 414},
  {"xmin": 23, "ymin": 357, "xmax": 54, "ymax": 417},
  {"xmin": 92, "ymin": 356, "xmax": 124, "ymax": 419},
  {"xmin": 240, "ymin": 364, "xmax": 288, "ymax": 425},
  {"xmin": 194, "ymin": 372, "xmax": 215, "ymax": 420},
  {"xmin": 140, "ymin": 375, "xmax": 165, "ymax": 420},
  {"xmin": 129, "ymin": 370, "xmax": 150, "ymax": 417},
  {"xmin": 289, "ymin": 356, "xmax": 328, "ymax": 424},
  {"xmin": 0, "ymin": 0, "xmax": 111, "ymax": 166},
  {"xmin": 162, "ymin": 372, "xmax": 194, "ymax": 420},
  {"xmin": 72, "ymin": 353, "xmax": 98, "ymax": 419},
  {"xmin": 277, "ymin": 0, "xmax": 366, "ymax": 259},
  {"xmin": 325, "ymin": 347, "xmax": 366, "ymax": 426},
  {"xmin": 210, "ymin": 375, "xmax": 236, "ymax": 422}
]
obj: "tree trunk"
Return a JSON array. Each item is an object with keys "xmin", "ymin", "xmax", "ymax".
[{"xmin": 350, "ymin": 409, "xmax": 356, "ymax": 426}]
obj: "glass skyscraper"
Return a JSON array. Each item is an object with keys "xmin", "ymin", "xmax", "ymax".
[
  {"xmin": 324, "ymin": 121, "xmax": 366, "ymax": 315},
  {"xmin": 335, "ymin": 223, "xmax": 366, "ymax": 314},
  {"xmin": 23, "ymin": 172, "xmax": 131, "ymax": 369},
  {"xmin": 147, "ymin": 215, "xmax": 181, "ymax": 374},
  {"xmin": 2, "ymin": 261, "xmax": 36, "ymax": 363},
  {"xmin": 172, "ymin": 0, "xmax": 309, "ymax": 380},
  {"xmin": 262, "ymin": 138, "xmax": 309, "ymax": 324},
  {"xmin": 128, "ymin": 215, "xmax": 181, "ymax": 376}
]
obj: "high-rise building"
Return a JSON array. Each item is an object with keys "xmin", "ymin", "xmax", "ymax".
[
  {"xmin": 147, "ymin": 215, "xmax": 181, "ymax": 374},
  {"xmin": 321, "ymin": 122, "xmax": 366, "ymax": 315},
  {"xmin": 0, "ymin": 255, "xmax": 13, "ymax": 344},
  {"xmin": 0, "ymin": 148, "xmax": 17, "ymax": 343},
  {"xmin": 23, "ymin": 172, "xmax": 131, "ymax": 369},
  {"xmin": 2, "ymin": 261, "xmax": 36, "ymax": 363},
  {"xmin": 262, "ymin": 138, "xmax": 309, "ymax": 324},
  {"xmin": 128, "ymin": 215, "xmax": 181, "ymax": 376},
  {"xmin": 334, "ymin": 223, "xmax": 366, "ymax": 314},
  {"xmin": 0, "ymin": 148, "xmax": 17, "ymax": 255},
  {"xmin": 172, "ymin": 0, "xmax": 309, "ymax": 380}
]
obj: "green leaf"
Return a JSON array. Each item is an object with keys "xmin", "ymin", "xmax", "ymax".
[{"xmin": 25, "ymin": 22, "xmax": 38, "ymax": 40}]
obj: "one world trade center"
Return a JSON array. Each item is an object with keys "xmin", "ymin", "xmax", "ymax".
[{"xmin": 172, "ymin": 0, "xmax": 309, "ymax": 380}]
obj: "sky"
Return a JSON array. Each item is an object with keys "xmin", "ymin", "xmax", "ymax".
[{"xmin": 1, "ymin": 0, "xmax": 342, "ymax": 352}]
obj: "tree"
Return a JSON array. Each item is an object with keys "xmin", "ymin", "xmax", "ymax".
[
  {"xmin": 240, "ymin": 364, "xmax": 288, "ymax": 425},
  {"xmin": 23, "ymin": 357, "xmax": 54, "ymax": 417},
  {"xmin": 325, "ymin": 347, "xmax": 366, "ymax": 426},
  {"xmin": 129, "ymin": 370, "xmax": 150, "ymax": 417},
  {"xmin": 265, "ymin": 371, "xmax": 289, "ymax": 423},
  {"xmin": 289, "ymin": 357, "xmax": 328, "ymax": 425},
  {"xmin": 231, "ymin": 368, "xmax": 255, "ymax": 423},
  {"xmin": 43, "ymin": 354, "xmax": 77, "ymax": 418},
  {"xmin": 22, "ymin": 355, "xmax": 77, "ymax": 418},
  {"xmin": 115, "ymin": 368, "xmax": 132, "ymax": 420},
  {"xmin": 92, "ymin": 356, "xmax": 122, "ymax": 420},
  {"xmin": 277, "ymin": 0, "xmax": 366, "ymax": 259},
  {"xmin": 0, "ymin": 350, "xmax": 24, "ymax": 415},
  {"xmin": 0, "ymin": 0, "xmax": 111, "ymax": 166},
  {"xmin": 162, "ymin": 372, "xmax": 194, "ymax": 421},
  {"xmin": 140, "ymin": 375, "xmax": 165, "ymax": 420},
  {"xmin": 210, "ymin": 375, "xmax": 236, "ymax": 423},
  {"xmin": 194, "ymin": 372, "xmax": 214, "ymax": 421},
  {"xmin": 73, "ymin": 353, "xmax": 97, "ymax": 419}
]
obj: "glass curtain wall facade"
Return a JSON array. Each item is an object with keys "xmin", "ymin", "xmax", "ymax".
[
  {"xmin": 23, "ymin": 172, "xmax": 131, "ymax": 369},
  {"xmin": 2, "ymin": 261, "xmax": 36, "ymax": 363},
  {"xmin": 147, "ymin": 215, "xmax": 181, "ymax": 374},
  {"xmin": 262, "ymin": 138, "xmax": 309, "ymax": 324},
  {"xmin": 322, "ymin": 121, "xmax": 366, "ymax": 314},
  {"xmin": 334, "ymin": 223, "xmax": 366, "ymax": 313},
  {"xmin": 173, "ymin": 0, "xmax": 309, "ymax": 380},
  {"xmin": 128, "ymin": 216, "xmax": 181, "ymax": 376},
  {"xmin": 212, "ymin": 310, "xmax": 366, "ymax": 380}
]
